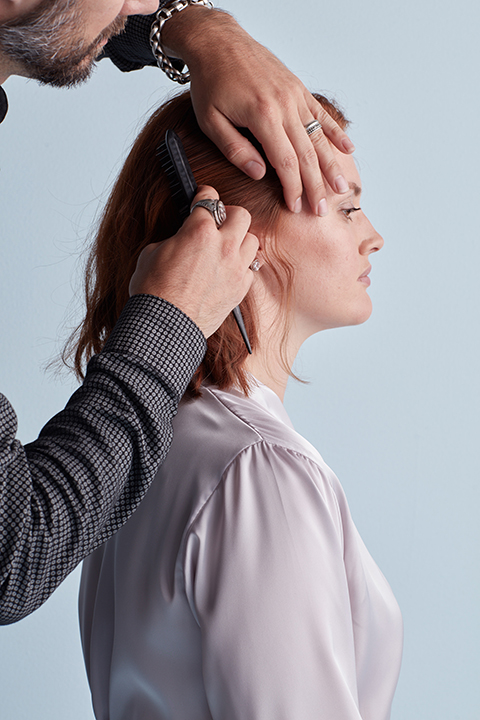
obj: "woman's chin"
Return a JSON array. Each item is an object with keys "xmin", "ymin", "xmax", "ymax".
[
  {"xmin": 338, "ymin": 298, "xmax": 374, "ymax": 329},
  {"xmin": 352, "ymin": 298, "xmax": 373, "ymax": 326}
]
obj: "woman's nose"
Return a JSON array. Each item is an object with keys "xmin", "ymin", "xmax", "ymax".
[
  {"xmin": 370, "ymin": 229, "xmax": 384, "ymax": 254},
  {"xmin": 360, "ymin": 220, "xmax": 384, "ymax": 255}
]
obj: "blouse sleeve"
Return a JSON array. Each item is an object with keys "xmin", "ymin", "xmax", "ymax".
[{"xmin": 183, "ymin": 441, "xmax": 364, "ymax": 720}]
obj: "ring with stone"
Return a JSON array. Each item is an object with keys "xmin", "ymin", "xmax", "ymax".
[
  {"xmin": 250, "ymin": 259, "xmax": 261, "ymax": 272},
  {"xmin": 304, "ymin": 120, "xmax": 322, "ymax": 137},
  {"xmin": 190, "ymin": 198, "xmax": 227, "ymax": 228}
]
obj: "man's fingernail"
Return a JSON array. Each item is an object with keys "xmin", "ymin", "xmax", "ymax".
[
  {"xmin": 293, "ymin": 197, "xmax": 302, "ymax": 213},
  {"xmin": 335, "ymin": 175, "xmax": 349, "ymax": 194},
  {"xmin": 317, "ymin": 198, "xmax": 328, "ymax": 217},
  {"xmin": 342, "ymin": 138, "xmax": 355, "ymax": 153},
  {"xmin": 244, "ymin": 160, "xmax": 265, "ymax": 180}
]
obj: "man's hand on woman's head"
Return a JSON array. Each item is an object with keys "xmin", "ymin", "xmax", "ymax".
[
  {"xmin": 129, "ymin": 185, "xmax": 259, "ymax": 338},
  {"xmin": 161, "ymin": 6, "xmax": 354, "ymax": 217}
]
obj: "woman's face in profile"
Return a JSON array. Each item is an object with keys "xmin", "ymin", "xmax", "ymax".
[{"xmin": 278, "ymin": 149, "xmax": 384, "ymax": 339}]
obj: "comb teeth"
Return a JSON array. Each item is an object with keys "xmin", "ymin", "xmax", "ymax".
[
  {"xmin": 156, "ymin": 129, "xmax": 197, "ymax": 222},
  {"xmin": 156, "ymin": 141, "xmax": 189, "ymax": 218}
]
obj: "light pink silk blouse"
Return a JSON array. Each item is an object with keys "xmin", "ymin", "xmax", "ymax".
[{"xmin": 79, "ymin": 381, "xmax": 403, "ymax": 720}]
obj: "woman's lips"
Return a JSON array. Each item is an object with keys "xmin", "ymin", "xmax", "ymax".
[{"xmin": 358, "ymin": 265, "xmax": 372, "ymax": 286}]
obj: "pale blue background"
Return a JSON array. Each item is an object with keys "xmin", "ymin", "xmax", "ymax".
[{"xmin": 1, "ymin": 0, "xmax": 479, "ymax": 717}]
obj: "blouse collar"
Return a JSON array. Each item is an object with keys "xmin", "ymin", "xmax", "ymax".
[{"xmin": 246, "ymin": 376, "xmax": 295, "ymax": 430}]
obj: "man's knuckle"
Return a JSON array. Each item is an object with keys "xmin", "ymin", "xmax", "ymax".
[
  {"xmin": 223, "ymin": 140, "xmax": 248, "ymax": 164},
  {"xmin": 328, "ymin": 124, "xmax": 343, "ymax": 138},
  {"xmin": 220, "ymin": 237, "xmax": 237, "ymax": 260},
  {"xmin": 275, "ymin": 90, "xmax": 295, "ymax": 110},
  {"xmin": 310, "ymin": 128, "xmax": 328, "ymax": 147},
  {"xmin": 192, "ymin": 214, "xmax": 216, "ymax": 239},
  {"xmin": 280, "ymin": 152, "xmax": 299, "ymax": 173},
  {"xmin": 311, "ymin": 180, "xmax": 326, "ymax": 197},
  {"xmin": 237, "ymin": 206, "xmax": 252, "ymax": 224},
  {"xmin": 256, "ymin": 100, "xmax": 277, "ymax": 123},
  {"xmin": 198, "ymin": 184, "xmax": 216, "ymax": 195},
  {"xmin": 322, "ymin": 157, "xmax": 339, "ymax": 177},
  {"xmin": 226, "ymin": 205, "xmax": 251, "ymax": 230},
  {"xmin": 196, "ymin": 108, "xmax": 217, "ymax": 133},
  {"xmin": 300, "ymin": 145, "xmax": 319, "ymax": 167}
]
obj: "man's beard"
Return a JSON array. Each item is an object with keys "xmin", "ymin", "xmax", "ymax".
[{"xmin": 0, "ymin": 0, "xmax": 127, "ymax": 88}]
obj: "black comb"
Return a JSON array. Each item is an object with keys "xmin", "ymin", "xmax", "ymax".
[{"xmin": 157, "ymin": 129, "xmax": 252, "ymax": 354}]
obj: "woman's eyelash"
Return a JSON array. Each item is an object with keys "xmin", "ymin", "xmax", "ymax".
[{"xmin": 342, "ymin": 207, "xmax": 361, "ymax": 220}]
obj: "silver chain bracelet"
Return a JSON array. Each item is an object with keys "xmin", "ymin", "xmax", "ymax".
[{"xmin": 150, "ymin": 0, "xmax": 214, "ymax": 84}]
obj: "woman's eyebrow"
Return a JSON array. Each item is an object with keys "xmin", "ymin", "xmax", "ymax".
[{"xmin": 349, "ymin": 182, "xmax": 362, "ymax": 197}]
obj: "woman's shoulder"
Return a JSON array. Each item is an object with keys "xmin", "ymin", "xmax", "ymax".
[
  {"xmin": 169, "ymin": 385, "xmax": 264, "ymax": 469},
  {"xmin": 164, "ymin": 383, "xmax": 336, "ymax": 495},
  {"xmin": 171, "ymin": 384, "xmax": 320, "ymax": 467},
  {"xmin": 102, "ymin": 384, "xmax": 347, "ymax": 572},
  {"xmin": 172, "ymin": 387, "xmax": 347, "ymax": 553}
]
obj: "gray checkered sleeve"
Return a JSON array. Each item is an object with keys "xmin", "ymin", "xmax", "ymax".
[{"xmin": 0, "ymin": 294, "xmax": 206, "ymax": 624}]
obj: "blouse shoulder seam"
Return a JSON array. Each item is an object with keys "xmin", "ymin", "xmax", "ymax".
[
  {"xmin": 182, "ymin": 437, "xmax": 338, "ymax": 547},
  {"xmin": 179, "ymin": 437, "xmax": 345, "ymax": 591},
  {"xmin": 180, "ymin": 389, "xmax": 344, "ymax": 569},
  {"xmin": 202, "ymin": 386, "xmax": 264, "ymax": 439}
]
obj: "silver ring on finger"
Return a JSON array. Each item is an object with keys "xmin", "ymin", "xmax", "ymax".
[
  {"xmin": 304, "ymin": 120, "xmax": 323, "ymax": 137},
  {"xmin": 250, "ymin": 259, "xmax": 261, "ymax": 272},
  {"xmin": 190, "ymin": 198, "xmax": 227, "ymax": 228}
]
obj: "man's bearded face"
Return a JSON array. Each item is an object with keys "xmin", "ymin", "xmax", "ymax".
[{"xmin": 0, "ymin": 0, "xmax": 127, "ymax": 88}]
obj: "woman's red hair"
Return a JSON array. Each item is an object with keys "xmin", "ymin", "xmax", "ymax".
[{"xmin": 66, "ymin": 90, "xmax": 348, "ymax": 397}]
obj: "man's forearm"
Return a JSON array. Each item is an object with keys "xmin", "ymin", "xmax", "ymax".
[
  {"xmin": 100, "ymin": 3, "xmax": 227, "ymax": 73},
  {"xmin": 159, "ymin": 5, "xmax": 232, "ymax": 62},
  {"xmin": 0, "ymin": 294, "xmax": 206, "ymax": 624}
]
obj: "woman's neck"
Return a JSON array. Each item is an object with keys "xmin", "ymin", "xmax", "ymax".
[
  {"xmin": 244, "ymin": 321, "xmax": 306, "ymax": 402},
  {"xmin": 244, "ymin": 353, "xmax": 290, "ymax": 402},
  {"xmin": 244, "ymin": 268, "xmax": 310, "ymax": 401}
]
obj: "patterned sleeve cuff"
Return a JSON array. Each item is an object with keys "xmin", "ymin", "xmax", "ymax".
[
  {"xmin": 102, "ymin": 294, "xmax": 206, "ymax": 396},
  {"xmin": 101, "ymin": 7, "xmax": 185, "ymax": 73}
]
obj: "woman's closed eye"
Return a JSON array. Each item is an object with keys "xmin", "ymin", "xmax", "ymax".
[{"xmin": 342, "ymin": 207, "xmax": 361, "ymax": 221}]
